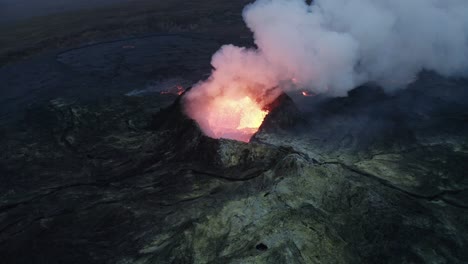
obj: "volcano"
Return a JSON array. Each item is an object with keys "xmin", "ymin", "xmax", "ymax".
[
  {"xmin": 2, "ymin": 0, "xmax": 468, "ymax": 262},
  {"xmin": 1, "ymin": 76, "xmax": 468, "ymax": 263},
  {"xmin": 152, "ymin": 89, "xmax": 303, "ymax": 146},
  {"xmin": 190, "ymin": 95, "xmax": 269, "ymax": 142},
  {"xmin": 183, "ymin": 83, "xmax": 284, "ymax": 143}
]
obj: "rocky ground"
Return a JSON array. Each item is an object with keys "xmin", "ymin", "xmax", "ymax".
[
  {"xmin": 0, "ymin": 69, "xmax": 467, "ymax": 263},
  {"xmin": 0, "ymin": 0, "xmax": 252, "ymax": 66},
  {"xmin": 1, "ymin": 2, "xmax": 468, "ymax": 262},
  {"xmin": 0, "ymin": 32, "xmax": 252, "ymax": 126}
]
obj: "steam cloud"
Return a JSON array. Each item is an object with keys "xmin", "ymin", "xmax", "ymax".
[
  {"xmin": 186, "ymin": 0, "xmax": 468, "ymax": 101},
  {"xmin": 184, "ymin": 0, "xmax": 468, "ymax": 140}
]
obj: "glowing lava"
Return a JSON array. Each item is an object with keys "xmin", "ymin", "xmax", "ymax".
[
  {"xmin": 204, "ymin": 96, "xmax": 268, "ymax": 142},
  {"xmin": 160, "ymin": 85, "xmax": 185, "ymax": 96},
  {"xmin": 301, "ymin": 90, "xmax": 316, "ymax": 97}
]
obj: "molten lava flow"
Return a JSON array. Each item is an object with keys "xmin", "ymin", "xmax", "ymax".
[
  {"xmin": 204, "ymin": 96, "xmax": 268, "ymax": 142},
  {"xmin": 301, "ymin": 90, "xmax": 316, "ymax": 97},
  {"xmin": 176, "ymin": 85, "xmax": 185, "ymax": 95},
  {"xmin": 160, "ymin": 85, "xmax": 185, "ymax": 96}
]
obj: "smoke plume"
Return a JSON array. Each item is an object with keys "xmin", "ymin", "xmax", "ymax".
[{"xmin": 184, "ymin": 0, "xmax": 468, "ymax": 139}]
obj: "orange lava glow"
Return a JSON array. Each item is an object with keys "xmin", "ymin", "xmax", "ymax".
[
  {"xmin": 161, "ymin": 85, "xmax": 185, "ymax": 96},
  {"xmin": 301, "ymin": 90, "xmax": 316, "ymax": 97},
  {"xmin": 203, "ymin": 96, "xmax": 269, "ymax": 142}
]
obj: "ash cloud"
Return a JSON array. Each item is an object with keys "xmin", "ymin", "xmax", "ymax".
[{"xmin": 188, "ymin": 0, "xmax": 468, "ymax": 99}]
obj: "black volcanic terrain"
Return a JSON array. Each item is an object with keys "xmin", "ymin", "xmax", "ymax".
[{"xmin": 1, "ymin": 1, "xmax": 468, "ymax": 263}]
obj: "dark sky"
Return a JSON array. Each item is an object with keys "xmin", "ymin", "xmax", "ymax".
[{"xmin": 0, "ymin": 0, "xmax": 133, "ymax": 23}]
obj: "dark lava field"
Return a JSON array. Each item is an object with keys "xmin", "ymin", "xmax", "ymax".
[{"xmin": 1, "ymin": 1, "xmax": 468, "ymax": 263}]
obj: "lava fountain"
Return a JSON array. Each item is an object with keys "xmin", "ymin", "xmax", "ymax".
[
  {"xmin": 184, "ymin": 91, "xmax": 271, "ymax": 142},
  {"xmin": 204, "ymin": 95, "xmax": 268, "ymax": 142},
  {"xmin": 182, "ymin": 45, "xmax": 282, "ymax": 143}
]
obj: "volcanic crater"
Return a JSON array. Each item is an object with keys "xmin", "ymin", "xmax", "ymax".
[
  {"xmin": 2, "ymin": 0, "xmax": 468, "ymax": 263},
  {"xmin": 2, "ymin": 73, "xmax": 467, "ymax": 263}
]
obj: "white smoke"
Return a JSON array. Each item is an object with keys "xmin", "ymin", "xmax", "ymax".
[
  {"xmin": 188, "ymin": 0, "xmax": 468, "ymax": 99},
  {"xmin": 249, "ymin": 0, "xmax": 468, "ymax": 95},
  {"xmin": 184, "ymin": 0, "xmax": 468, "ymax": 139}
]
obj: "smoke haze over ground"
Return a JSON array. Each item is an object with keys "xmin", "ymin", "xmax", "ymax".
[{"xmin": 187, "ymin": 0, "xmax": 468, "ymax": 101}]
